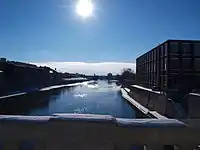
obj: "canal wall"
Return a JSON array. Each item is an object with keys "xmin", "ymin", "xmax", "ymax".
[
  {"xmin": 187, "ymin": 93, "xmax": 200, "ymax": 118},
  {"xmin": 128, "ymin": 86, "xmax": 169, "ymax": 116},
  {"xmin": 0, "ymin": 79, "xmax": 89, "ymax": 99},
  {"xmin": 127, "ymin": 85, "xmax": 200, "ymax": 119},
  {"xmin": 0, "ymin": 81, "xmax": 91, "ymax": 115},
  {"xmin": 0, "ymin": 58, "xmax": 89, "ymax": 96},
  {"xmin": 121, "ymin": 88, "xmax": 167, "ymax": 119},
  {"xmin": 0, "ymin": 60, "xmax": 60, "ymax": 96}
]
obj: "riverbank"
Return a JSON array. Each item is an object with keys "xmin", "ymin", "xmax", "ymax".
[
  {"xmin": 0, "ymin": 58, "xmax": 91, "ymax": 97},
  {"xmin": 0, "ymin": 79, "xmax": 90, "ymax": 100}
]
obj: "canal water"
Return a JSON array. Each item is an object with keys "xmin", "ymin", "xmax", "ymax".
[{"xmin": 0, "ymin": 81, "xmax": 135, "ymax": 118}]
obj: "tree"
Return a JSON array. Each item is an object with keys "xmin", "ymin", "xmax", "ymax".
[
  {"xmin": 115, "ymin": 74, "xmax": 120, "ymax": 80},
  {"xmin": 121, "ymin": 68, "xmax": 135, "ymax": 80},
  {"xmin": 107, "ymin": 73, "xmax": 113, "ymax": 80}
]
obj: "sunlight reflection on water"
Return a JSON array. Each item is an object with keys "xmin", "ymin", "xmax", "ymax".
[
  {"xmin": 87, "ymin": 84, "xmax": 99, "ymax": 88},
  {"xmin": 74, "ymin": 107, "xmax": 88, "ymax": 113},
  {"xmin": 74, "ymin": 93, "xmax": 87, "ymax": 98}
]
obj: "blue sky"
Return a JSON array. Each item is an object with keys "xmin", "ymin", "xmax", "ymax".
[{"xmin": 0, "ymin": 0, "xmax": 200, "ymax": 74}]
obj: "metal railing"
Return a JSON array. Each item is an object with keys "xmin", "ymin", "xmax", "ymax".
[{"xmin": 0, "ymin": 114, "xmax": 199, "ymax": 150}]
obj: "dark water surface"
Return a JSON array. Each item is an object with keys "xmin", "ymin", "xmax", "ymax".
[{"xmin": 0, "ymin": 81, "xmax": 135, "ymax": 118}]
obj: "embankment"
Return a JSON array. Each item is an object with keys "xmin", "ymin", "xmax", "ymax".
[{"xmin": 127, "ymin": 85, "xmax": 200, "ymax": 119}]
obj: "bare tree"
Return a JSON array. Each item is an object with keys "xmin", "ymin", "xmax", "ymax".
[{"xmin": 121, "ymin": 68, "xmax": 135, "ymax": 80}]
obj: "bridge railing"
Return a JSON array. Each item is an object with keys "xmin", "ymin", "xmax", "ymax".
[{"xmin": 0, "ymin": 114, "xmax": 199, "ymax": 150}]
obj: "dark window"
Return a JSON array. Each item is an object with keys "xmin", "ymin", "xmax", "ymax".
[
  {"xmin": 169, "ymin": 42, "xmax": 179, "ymax": 55},
  {"xmin": 182, "ymin": 43, "xmax": 191, "ymax": 55},
  {"xmin": 194, "ymin": 43, "xmax": 200, "ymax": 56}
]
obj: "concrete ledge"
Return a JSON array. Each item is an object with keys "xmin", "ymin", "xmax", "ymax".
[
  {"xmin": 0, "ymin": 115, "xmax": 50, "ymax": 122},
  {"xmin": 132, "ymin": 85, "xmax": 161, "ymax": 94},
  {"xmin": 121, "ymin": 88, "xmax": 149, "ymax": 115},
  {"xmin": 0, "ymin": 114, "xmax": 186, "ymax": 127},
  {"xmin": 190, "ymin": 93, "xmax": 200, "ymax": 97},
  {"xmin": 116, "ymin": 118, "xmax": 186, "ymax": 128},
  {"xmin": 0, "ymin": 81, "xmax": 93, "ymax": 100},
  {"xmin": 52, "ymin": 113, "xmax": 115, "ymax": 123},
  {"xmin": 149, "ymin": 111, "xmax": 168, "ymax": 119},
  {"xmin": 0, "ymin": 114, "xmax": 199, "ymax": 149}
]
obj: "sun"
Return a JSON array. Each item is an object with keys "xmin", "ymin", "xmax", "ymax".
[{"xmin": 76, "ymin": 0, "xmax": 94, "ymax": 18}]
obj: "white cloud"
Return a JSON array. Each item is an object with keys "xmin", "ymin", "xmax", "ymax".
[{"xmin": 33, "ymin": 62, "xmax": 136, "ymax": 75}]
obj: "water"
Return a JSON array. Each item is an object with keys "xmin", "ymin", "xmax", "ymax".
[{"xmin": 0, "ymin": 81, "xmax": 135, "ymax": 118}]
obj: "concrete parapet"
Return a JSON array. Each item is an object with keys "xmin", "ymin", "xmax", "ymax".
[{"xmin": 0, "ymin": 114, "xmax": 199, "ymax": 150}]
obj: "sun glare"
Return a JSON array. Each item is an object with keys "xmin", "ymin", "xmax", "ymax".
[{"xmin": 76, "ymin": 0, "xmax": 94, "ymax": 18}]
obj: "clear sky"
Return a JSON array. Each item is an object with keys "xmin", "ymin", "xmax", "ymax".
[{"xmin": 0, "ymin": 0, "xmax": 200, "ymax": 74}]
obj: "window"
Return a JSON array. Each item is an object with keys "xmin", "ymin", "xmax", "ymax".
[
  {"xmin": 154, "ymin": 63, "xmax": 156, "ymax": 72},
  {"xmin": 164, "ymin": 58, "xmax": 167, "ymax": 71},
  {"xmin": 182, "ymin": 43, "xmax": 191, "ymax": 55},
  {"xmin": 182, "ymin": 58, "xmax": 192, "ymax": 69},
  {"xmin": 170, "ymin": 42, "xmax": 179, "ymax": 55},
  {"xmin": 194, "ymin": 43, "xmax": 200, "ymax": 56},
  {"xmin": 194, "ymin": 58, "xmax": 200, "ymax": 70},
  {"xmin": 169, "ymin": 58, "xmax": 180, "ymax": 69},
  {"xmin": 165, "ymin": 43, "xmax": 168, "ymax": 56},
  {"xmin": 161, "ymin": 45, "xmax": 164, "ymax": 57}
]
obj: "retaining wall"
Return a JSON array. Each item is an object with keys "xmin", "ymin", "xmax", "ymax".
[{"xmin": 128, "ymin": 85, "xmax": 200, "ymax": 119}]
